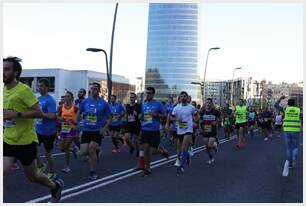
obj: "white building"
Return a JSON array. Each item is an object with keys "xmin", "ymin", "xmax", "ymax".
[{"xmin": 20, "ymin": 68, "xmax": 134, "ymax": 103}]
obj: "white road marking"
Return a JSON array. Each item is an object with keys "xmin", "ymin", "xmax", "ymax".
[{"xmin": 27, "ymin": 135, "xmax": 237, "ymax": 203}]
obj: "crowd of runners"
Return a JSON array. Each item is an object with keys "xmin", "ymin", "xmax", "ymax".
[{"xmin": 3, "ymin": 57, "xmax": 302, "ymax": 202}]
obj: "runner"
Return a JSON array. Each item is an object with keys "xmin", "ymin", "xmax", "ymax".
[
  {"xmin": 76, "ymin": 82, "xmax": 112, "ymax": 180},
  {"xmin": 3, "ymin": 56, "xmax": 63, "ymax": 202},
  {"xmin": 35, "ymin": 78, "xmax": 57, "ymax": 179},
  {"xmin": 58, "ymin": 90, "xmax": 78, "ymax": 173},
  {"xmin": 247, "ymin": 106, "xmax": 256, "ymax": 138},
  {"xmin": 124, "ymin": 92, "xmax": 142, "ymax": 157},
  {"xmin": 160, "ymin": 101, "xmax": 168, "ymax": 139},
  {"xmin": 275, "ymin": 96, "xmax": 301, "ymax": 176},
  {"xmin": 73, "ymin": 88, "xmax": 87, "ymax": 157},
  {"xmin": 75, "ymin": 88, "xmax": 86, "ymax": 107},
  {"xmin": 166, "ymin": 96, "xmax": 180, "ymax": 167},
  {"xmin": 234, "ymin": 99, "xmax": 248, "ymax": 149},
  {"xmin": 274, "ymin": 109, "xmax": 283, "ymax": 137},
  {"xmin": 139, "ymin": 87, "xmax": 169, "ymax": 176},
  {"xmin": 261, "ymin": 107, "xmax": 273, "ymax": 141},
  {"xmin": 109, "ymin": 95, "xmax": 125, "ymax": 153},
  {"xmin": 199, "ymin": 98, "xmax": 221, "ymax": 164},
  {"xmin": 222, "ymin": 103, "xmax": 233, "ymax": 140},
  {"xmin": 164, "ymin": 97, "xmax": 174, "ymax": 143},
  {"xmin": 171, "ymin": 91, "xmax": 197, "ymax": 172}
]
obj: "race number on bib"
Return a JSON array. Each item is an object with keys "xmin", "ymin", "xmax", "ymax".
[
  {"xmin": 144, "ymin": 114, "xmax": 153, "ymax": 123},
  {"xmin": 204, "ymin": 125, "xmax": 212, "ymax": 133},
  {"xmin": 178, "ymin": 121, "xmax": 188, "ymax": 129},
  {"xmin": 128, "ymin": 115, "xmax": 135, "ymax": 122},
  {"xmin": 61, "ymin": 123, "xmax": 72, "ymax": 133},
  {"xmin": 87, "ymin": 114, "xmax": 97, "ymax": 126},
  {"xmin": 4, "ymin": 119, "xmax": 16, "ymax": 128}
]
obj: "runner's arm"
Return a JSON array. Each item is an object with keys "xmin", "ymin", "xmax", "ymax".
[{"xmin": 4, "ymin": 102, "xmax": 43, "ymax": 119}]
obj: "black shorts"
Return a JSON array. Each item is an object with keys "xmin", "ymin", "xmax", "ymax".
[
  {"xmin": 236, "ymin": 122, "xmax": 247, "ymax": 129},
  {"xmin": 261, "ymin": 121, "xmax": 272, "ymax": 130},
  {"xmin": 37, "ymin": 133, "xmax": 56, "ymax": 150},
  {"xmin": 4, "ymin": 141, "xmax": 37, "ymax": 166},
  {"xmin": 275, "ymin": 124, "xmax": 282, "ymax": 129},
  {"xmin": 81, "ymin": 131, "xmax": 103, "ymax": 145},
  {"xmin": 109, "ymin": 125, "xmax": 122, "ymax": 132},
  {"xmin": 177, "ymin": 132, "xmax": 193, "ymax": 143},
  {"xmin": 248, "ymin": 120, "xmax": 255, "ymax": 127},
  {"xmin": 140, "ymin": 131, "xmax": 160, "ymax": 148},
  {"xmin": 125, "ymin": 124, "xmax": 141, "ymax": 136}
]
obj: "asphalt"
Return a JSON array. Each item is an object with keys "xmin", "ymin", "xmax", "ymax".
[{"xmin": 4, "ymin": 129, "xmax": 303, "ymax": 203}]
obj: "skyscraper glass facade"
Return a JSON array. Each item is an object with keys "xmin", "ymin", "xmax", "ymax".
[{"xmin": 145, "ymin": 3, "xmax": 200, "ymax": 102}]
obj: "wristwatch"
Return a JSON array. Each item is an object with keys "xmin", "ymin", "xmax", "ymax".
[{"xmin": 17, "ymin": 112, "xmax": 22, "ymax": 117}]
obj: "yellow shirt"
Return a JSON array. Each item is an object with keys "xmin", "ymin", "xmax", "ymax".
[{"xmin": 3, "ymin": 82, "xmax": 39, "ymax": 145}]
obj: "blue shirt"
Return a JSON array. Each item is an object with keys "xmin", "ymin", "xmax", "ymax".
[
  {"xmin": 165, "ymin": 103, "xmax": 173, "ymax": 115},
  {"xmin": 79, "ymin": 97, "xmax": 111, "ymax": 132},
  {"xmin": 75, "ymin": 98, "xmax": 85, "ymax": 107},
  {"xmin": 141, "ymin": 99, "xmax": 164, "ymax": 131},
  {"xmin": 35, "ymin": 94, "xmax": 57, "ymax": 135},
  {"xmin": 109, "ymin": 102, "xmax": 125, "ymax": 126}
]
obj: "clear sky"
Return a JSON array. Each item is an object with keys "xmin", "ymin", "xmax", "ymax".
[{"xmin": 3, "ymin": 3, "xmax": 303, "ymax": 84}]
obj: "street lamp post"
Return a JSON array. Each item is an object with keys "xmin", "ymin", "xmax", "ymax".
[
  {"xmin": 86, "ymin": 48, "xmax": 111, "ymax": 102},
  {"xmin": 231, "ymin": 67, "xmax": 242, "ymax": 106},
  {"xmin": 203, "ymin": 47, "xmax": 220, "ymax": 103},
  {"xmin": 191, "ymin": 81, "xmax": 204, "ymax": 105}
]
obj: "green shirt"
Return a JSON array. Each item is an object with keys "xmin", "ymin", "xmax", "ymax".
[
  {"xmin": 235, "ymin": 105, "xmax": 247, "ymax": 123},
  {"xmin": 4, "ymin": 82, "xmax": 39, "ymax": 145}
]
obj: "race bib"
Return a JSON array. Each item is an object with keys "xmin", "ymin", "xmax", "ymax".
[
  {"xmin": 61, "ymin": 123, "xmax": 72, "ymax": 133},
  {"xmin": 178, "ymin": 121, "xmax": 188, "ymax": 129},
  {"xmin": 4, "ymin": 119, "xmax": 16, "ymax": 128},
  {"xmin": 86, "ymin": 114, "xmax": 97, "ymax": 126},
  {"xmin": 204, "ymin": 125, "xmax": 212, "ymax": 133},
  {"xmin": 128, "ymin": 115, "xmax": 135, "ymax": 122},
  {"xmin": 264, "ymin": 118, "xmax": 268, "ymax": 122},
  {"xmin": 113, "ymin": 115, "xmax": 120, "ymax": 121},
  {"xmin": 36, "ymin": 118, "xmax": 43, "ymax": 125},
  {"xmin": 143, "ymin": 113, "xmax": 153, "ymax": 123}
]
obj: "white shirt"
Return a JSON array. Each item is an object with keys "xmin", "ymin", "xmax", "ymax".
[
  {"xmin": 172, "ymin": 103, "xmax": 197, "ymax": 135},
  {"xmin": 275, "ymin": 114, "xmax": 283, "ymax": 125}
]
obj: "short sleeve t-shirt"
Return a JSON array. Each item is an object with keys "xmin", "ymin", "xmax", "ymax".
[
  {"xmin": 35, "ymin": 94, "xmax": 57, "ymax": 135},
  {"xmin": 4, "ymin": 82, "xmax": 39, "ymax": 145},
  {"xmin": 200, "ymin": 108, "xmax": 220, "ymax": 137},
  {"xmin": 262, "ymin": 111, "xmax": 272, "ymax": 122},
  {"xmin": 79, "ymin": 97, "xmax": 111, "ymax": 132},
  {"xmin": 172, "ymin": 103, "xmax": 197, "ymax": 135},
  {"xmin": 125, "ymin": 103, "xmax": 141, "ymax": 126},
  {"xmin": 141, "ymin": 99, "xmax": 164, "ymax": 131},
  {"xmin": 109, "ymin": 102, "xmax": 125, "ymax": 126},
  {"xmin": 235, "ymin": 105, "xmax": 248, "ymax": 123}
]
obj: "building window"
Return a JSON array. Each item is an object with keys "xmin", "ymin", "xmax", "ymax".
[
  {"xmin": 20, "ymin": 77, "xmax": 34, "ymax": 89},
  {"xmin": 37, "ymin": 77, "xmax": 55, "ymax": 93}
]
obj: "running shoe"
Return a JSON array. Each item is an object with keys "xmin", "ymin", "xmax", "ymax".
[
  {"xmin": 160, "ymin": 147, "xmax": 169, "ymax": 159},
  {"xmin": 37, "ymin": 163, "xmax": 47, "ymax": 173},
  {"xmin": 142, "ymin": 169, "xmax": 152, "ymax": 177},
  {"xmin": 50, "ymin": 178, "xmax": 64, "ymax": 203},
  {"xmin": 88, "ymin": 172, "xmax": 99, "ymax": 180},
  {"xmin": 173, "ymin": 158, "xmax": 181, "ymax": 167},
  {"xmin": 10, "ymin": 163, "xmax": 20, "ymax": 171},
  {"xmin": 112, "ymin": 148, "xmax": 120, "ymax": 153},
  {"xmin": 176, "ymin": 166, "xmax": 184, "ymax": 173},
  {"xmin": 206, "ymin": 158, "xmax": 215, "ymax": 165},
  {"xmin": 189, "ymin": 146, "xmax": 194, "ymax": 157},
  {"xmin": 61, "ymin": 166, "xmax": 71, "ymax": 173},
  {"xmin": 47, "ymin": 172, "xmax": 57, "ymax": 180},
  {"xmin": 282, "ymin": 160, "xmax": 289, "ymax": 176},
  {"xmin": 264, "ymin": 137, "xmax": 268, "ymax": 141}
]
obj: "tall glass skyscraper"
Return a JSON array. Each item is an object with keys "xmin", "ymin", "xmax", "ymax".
[{"xmin": 145, "ymin": 3, "xmax": 200, "ymax": 102}]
